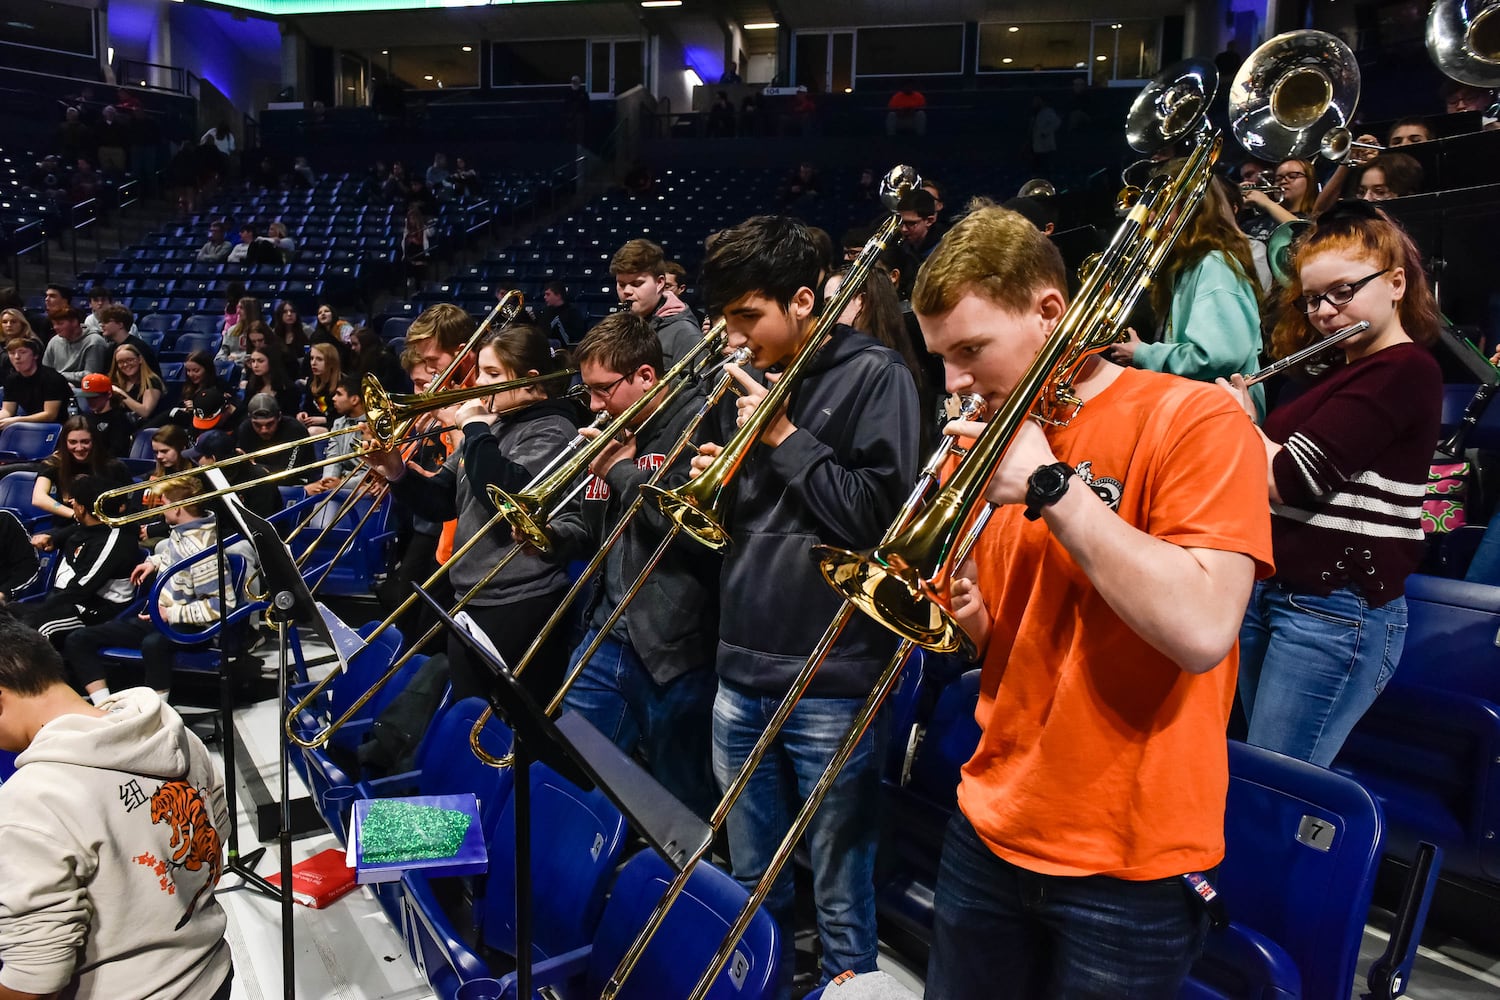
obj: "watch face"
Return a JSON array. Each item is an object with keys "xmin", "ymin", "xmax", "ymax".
[{"xmin": 1035, "ymin": 465, "xmax": 1068, "ymax": 492}]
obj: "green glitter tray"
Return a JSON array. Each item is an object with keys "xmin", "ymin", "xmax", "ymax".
[{"xmin": 349, "ymin": 793, "xmax": 488, "ymax": 885}]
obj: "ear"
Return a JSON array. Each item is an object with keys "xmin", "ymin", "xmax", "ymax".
[
  {"xmin": 789, "ymin": 286, "xmax": 817, "ymax": 323},
  {"xmin": 1387, "ymin": 266, "xmax": 1406, "ymax": 302},
  {"xmin": 637, "ymin": 365, "xmax": 657, "ymax": 387},
  {"xmin": 1036, "ymin": 287, "xmax": 1068, "ymax": 331}
]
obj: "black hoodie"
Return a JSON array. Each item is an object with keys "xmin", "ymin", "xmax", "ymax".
[
  {"xmin": 713, "ymin": 325, "xmax": 920, "ymax": 697},
  {"xmin": 548, "ymin": 386, "xmax": 722, "ymax": 685}
]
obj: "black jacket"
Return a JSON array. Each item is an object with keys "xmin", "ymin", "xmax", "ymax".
[
  {"xmin": 713, "ymin": 325, "xmax": 920, "ymax": 697},
  {"xmin": 650, "ymin": 300, "xmax": 703, "ymax": 372},
  {"xmin": 391, "ymin": 397, "xmax": 582, "ymax": 606},
  {"xmin": 49, "ymin": 520, "xmax": 140, "ymax": 606},
  {"xmin": 0, "ymin": 510, "xmax": 42, "ymax": 600},
  {"xmin": 549, "ymin": 387, "xmax": 721, "ymax": 684}
]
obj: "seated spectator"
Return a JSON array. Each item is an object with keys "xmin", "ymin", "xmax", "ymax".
[
  {"xmin": 310, "ymin": 303, "xmax": 353, "ymax": 367},
  {"xmin": 1387, "ymin": 117, "xmax": 1434, "ymax": 147},
  {"xmin": 661, "ymin": 261, "xmax": 689, "ymax": 302},
  {"xmin": 32, "ymin": 417, "xmax": 131, "ymax": 528},
  {"xmin": 0, "ymin": 337, "xmax": 71, "ymax": 428},
  {"xmin": 407, "ymin": 176, "xmax": 438, "ymax": 215},
  {"xmin": 426, "ymin": 152, "xmax": 451, "ymax": 194},
  {"xmin": 538, "ymin": 281, "xmax": 589, "ymax": 346},
  {"xmin": 402, "ymin": 205, "xmax": 433, "ymax": 287},
  {"xmin": 450, "ymin": 157, "xmax": 478, "ymax": 199},
  {"xmin": 292, "ymin": 155, "xmax": 315, "ymax": 188},
  {"xmin": 779, "ymin": 161, "xmax": 822, "ymax": 211},
  {"xmin": 887, "ymin": 83, "xmax": 928, "ymax": 137},
  {"xmin": 381, "ymin": 161, "xmax": 408, "ymax": 204},
  {"xmin": 267, "ymin": 221, "xmax": 296, "ymax": 258},
  {"xmin": 41, "ymin": 284, "xmax": 74, "ymax": 337},
  {"xmin": 235, "ymin": 393, "xmax": 314, "ymax": 484},
  {"xmin": 55, "ymin": 106, "xmax": 92, "ymax": 164},
  {"xmin": 108, "ymin": 342, "xmax": 165, "ymax": 426},
  {"xmin": 719, "ymin": 61, "xmax": 743, "ymax": 85},
  {"xmin": 850, "ymin": 167, "xmax": 880, "ymax": 209},
  {"xmin": 240, "ymin": 343, "xmax": 302, "ymax": 417},
  {"xmin": 83, "ymin": 285, "xmax": 121, "ymax": 337},
  {"xmin": 169, "ymin": 352, "xmax": 239, "ymax": 435},
  {"xmin": 97, "ymin": 305, "xmax": 158, "ymax": 373},
  {"xmin": 306, "ymin": 375, "xmax": 368, "ymax": 495},
  {"xmin": 219, "ymin": 297, "xmax": 262, "ymax": 361},
  {"xmin": 196, "ymin": 220, "xmax": 232, "ymax": 262},
  {"xmin": 1356, "ymin": 152, "xmax": 1423, "ymax": 200},
  {"xmin": 350, "ymin": 326, "xmax": 410, "ymax": 392},
  {"xmin": 298, "ymin": 343, "xmax": 341, "ymax": 429},
  {"xmin": 226, "ymin": 224, "xmax": 281, "ymax": 266},
  {"xmin": 0, "ymin": 506, "xmax": 41, "ymax": 602},
  {"xmin": 183, "ymin": 430, "xmax": 283, "ymax": 521},
  {"xmin": 63, "ymin": 477, "xmax": 233, "ymax": 700},
  {"xmin": 42, "ymin": 308, "xmax": 111, "ymax": 387},
  {"xmin": 95, "ymin": 106, "xmax": 131, "ymax": 174},
  {"xmin": 18, "ymin": 475, "xmax": 138, "ymax": 650},
  {"xmin": 78, "ymin": 374, "xmax": 135, "ymax": 460},
  {"xmin": 271, "ymin": 300, "xmax": 311, "ymax": 359},
  {"xmin": 69, "ymin": 159, "xmax": 101, "ymax": 203},
  {"xmin": 0, "ymin": 308, "xmax": 41, "ymax": 349}
]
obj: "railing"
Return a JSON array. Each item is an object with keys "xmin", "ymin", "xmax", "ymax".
[{"xmin": 117, "ymin": 59, "xmax": 201, "ymax": 99}]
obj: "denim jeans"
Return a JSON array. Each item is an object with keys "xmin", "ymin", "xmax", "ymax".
[
  {"xmin": 1238, "ymin": 580, "xmax": 1406, "ymax": 767},
  {"xmin": 1465, "ymin": 506, "xmax": 1500, "ymax": 585},
  {"xmin": 926, "ymin": 811, "xmax": 1208, "ymax": 1000},
  {"xmin": 560, "ymin": 627, "xmax": 719, "ymax": 820},
  {"xmin": 712, "ymin": 681, "xmax": 888, "ymax": 999}
]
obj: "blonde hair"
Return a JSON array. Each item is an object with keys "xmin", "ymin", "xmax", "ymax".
[
  {"xmin": 308, "ymin": 341, "xmax": 342, "ymax": 395},
  {"xmin": 911, "ymin": 204, "xmax": 1067, "ymax": 317},
  {"xmin": 404, "ymin": 302, "xmax": 473, "ymax": 354}
]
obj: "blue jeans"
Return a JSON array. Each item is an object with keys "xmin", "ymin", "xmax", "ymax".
[
  {"xmin": 926, "ymin": 811, "xmax": 1208, "ymax": 1000},
  {"xmin": 1238, "ymin": 580, "xmax": 1406, "ymax": 767},
  {"xmin": 561, "ymin": 627, "xmax": 719, "ymax": 820},
  {"xmin": 712, "ymin": 681, "xmax": 888, "ymax": 999},
  {"xmin": 1465, "ymin": 506, "xmax": 1500, "ymax": 585}
]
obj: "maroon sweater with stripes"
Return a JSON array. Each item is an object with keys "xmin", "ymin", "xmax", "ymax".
[{"xmin": 1262, "ymin": 341, "xmax": 1442, "ymax": 607}]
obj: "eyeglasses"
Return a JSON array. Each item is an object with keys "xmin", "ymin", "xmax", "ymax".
[
  {"xmin": 1292, "ymin": 268, "xmax": 1389, "ymax": 314},
  {"xmin": 583, "ymin": 372, "xmax": 631, "ymax": 400},
  {"xmin": 898, "ymin": 217, "xmax": 928, "ymax": 229},
  {"xmin": 1275, "ymin": 170, "xmax": 1307, "ymax": 183}
]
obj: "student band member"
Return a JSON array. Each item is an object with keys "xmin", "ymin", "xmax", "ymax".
[
  {"xmin": 1223, "ymin": 203, "xmax": 1442, "ymax": 767},
  {"xmin": 690, "ymin": 215, "xmax": 921, "ymax": 997},
  {"xmin": 545, "ymin": 312, "xmax": 722, "ymax": 818},
  {"xmin": 914, "ymin": 204, "xmax": 1273, "ymax": 999},
  {"xmin": 611, "ymin": 238, "xmax": 702, "ymax": 369},
  {"xmin": 366, "ymin": 325, "xmax": 583, "ymax": 703}
]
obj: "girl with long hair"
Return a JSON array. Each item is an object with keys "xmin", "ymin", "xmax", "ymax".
[
  {"xmin": 108, "ymin": 343, "xmax": 164, "ymax": 425},
  {"xmin": 364, "ymin": 323, "xmax": 583, "ymax": 702},
  {"xmin": 1242, "ymin": 157, "xmax": 1318, "ymax": 239},
  {"xmin": 241, "ymin": 345, "xmax": 301, "ymax": 416},
  {"xmin": 1112, "ymin": 173, "xmax": 1266, "ymax": 415},
  {"xmin": 298, "ymin": 342, "xmax": 341, "ymax": 429},
  {"xmin": 31, "ymin": 417, "xmax": 130, "ymax": 526},
  {"xmin": 219, "ymin": 296, "xmax": 262, "ymax": 361},
  {"xmin": 350, "ymin": 326, "xmax": 411, "ymax": 392},
  {"xmin": 1223, "ymin": 203, "xmax": 1443, "ymax": 766},
  {"xmin": 271, "ymin": 299, "xmax": 311, "ymax": 357}
]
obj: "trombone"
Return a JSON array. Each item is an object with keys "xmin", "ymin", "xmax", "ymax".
[
  {"xmin": 91, "ymin": 369, "xmax": 577, "ymax": 526},
  {"xmin": 642, "ymin": 164, "xmax": 922, "ymax": 552},
  {"xmin": 287, "ymin": 325, "xmax": 731, "ymax": 751}
]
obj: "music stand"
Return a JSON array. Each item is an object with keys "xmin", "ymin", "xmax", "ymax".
[
  {"xmin": 412, "ymin": 584, "xmax": 712, "ymax": 1000},
  {"xmin": 218, "ymin": 491, "xmax": 365, "ymax": 1000}
]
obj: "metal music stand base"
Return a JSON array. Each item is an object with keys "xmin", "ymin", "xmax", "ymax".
[{"xmin": 270, "ymin": 592, "xmax": 298, "ymax": 1000}]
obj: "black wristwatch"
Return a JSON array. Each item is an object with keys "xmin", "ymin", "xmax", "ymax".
[{"xmin": 1024, "ymin": 462, "xmax": 1075, "ymax": 521}]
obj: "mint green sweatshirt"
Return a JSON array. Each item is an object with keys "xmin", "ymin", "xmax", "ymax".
[{"xmin": 1132, "ymin": 251, "xmax": 1266, "ymax": 419}]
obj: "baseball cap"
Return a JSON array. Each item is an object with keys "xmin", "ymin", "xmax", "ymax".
[
  {"xmin": 190, "ymin": 387, "xmax": 229, "ymax": 430},
  {"xmin": 79, "ymin": 372, "xmax": 113, "ymax": 398},
  {"xmin": 184, "ymin": 429, "xmax": 235, "ymax": 462},
  {"xmin": 247, "ymin": 392, "xmax": 281, "ymax": 419}
]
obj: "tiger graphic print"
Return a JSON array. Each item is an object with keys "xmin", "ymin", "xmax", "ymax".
[{"xmin": 148, "ymin": 781, "xmax": 223, "ymax": 930}]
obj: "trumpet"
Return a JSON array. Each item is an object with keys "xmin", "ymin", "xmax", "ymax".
[
  {"xmin": 92, "ymin": 368, "xmax": 578, "ymax": 526},
  {"xmin": 1319, "ymin": 126, "xmax": 1383, "ymax": 162},
  {"xmin": 1241, "ymin": 178, "xmax": 1286, "ymax": 203},
  {"xmin": 642, "ymin": 164, "xmax": 921, "ymax": 551}
]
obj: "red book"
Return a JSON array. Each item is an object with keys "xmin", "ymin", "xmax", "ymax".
[{"xmin": 266, "ymin": 847, "xmax": 358, "ymax": 908}]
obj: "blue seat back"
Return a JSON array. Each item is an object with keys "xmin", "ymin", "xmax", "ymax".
[
  {"xmin": 1190, "ymin": 742, "xmax": 1384, "ymax": 1000},
  {"xmin": 129, "ymin": 427, "xmax": 159, "ymax": 462},
  {"xmin": 0, "ymin": 471, "xmax": 45, "ymax": 523},
  {"xmin": 585, "ymin": 851, "xmax": 780, "ymax": 1000},
  {"xmin": 159, "ymin": 362, "xmax": 185, "ymax": 384},
  {"xmin": 481, "ymin": 764, "xmax": 627, "ymax": 962},
  {"xmin": 906, "ymin": 669, "xmax": 982, "ymax": 810},
  {"xmin": 0, "ymin": 423, "xmax": 61, "ymax": 461},
  {"xmin": 1394, "ymin": 574, "xmax": 1500, "ymax": 702},
  {"xmin": 413, "ymin": 697, "xmax": 516, "ymax": 827}
]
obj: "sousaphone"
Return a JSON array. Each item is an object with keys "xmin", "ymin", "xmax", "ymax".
[{"xmin": 1229, "ymin": 30, "xmax": 1361, "ymax": 162}]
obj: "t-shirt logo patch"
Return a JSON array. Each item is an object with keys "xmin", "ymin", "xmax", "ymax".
[
  {"xmin": 1076, "ymin": 461, "xmax": 1123, "ymax": 511},
  {"xmin": 582, "ymin": 452, "xmax": 666, "ymax": 501}
]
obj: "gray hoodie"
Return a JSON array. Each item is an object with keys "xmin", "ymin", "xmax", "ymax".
[{"xmin": 0, "ymin": 688, "xmax": 231, "ymax": 999}]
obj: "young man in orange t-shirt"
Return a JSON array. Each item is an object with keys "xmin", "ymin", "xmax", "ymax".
[{"xmin": 913, "ymin": 205, "xmax": 1274, "ymax": 998}]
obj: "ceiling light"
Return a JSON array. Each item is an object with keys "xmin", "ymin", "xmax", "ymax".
[
  {"xmin": 1111, "ymin": 22, "xmax": 1123, "ymax": 29},
  {"xmin": 1008, "ymin": 25, "xmax": 1020, "ymax": 33},
  {"xmin": 381, "ymin": 49, "xmax": 389, "ymax": 55},
  {"xmin": 641, "ymin": 1, "xmax": 682, "ymax": 7},
  {"xmin": 744, "ymin": 22, "xmax": 779, "ymax": 30},
  {"xmin": 1096, "ymin": 54, "xmax": 1108, "ymax": 61},
  {"xmin": 424, "ymin": 74, "xmax": 434, "ymax": 80},
  {"xmin": 461, "ymin": 45, "xmax": 473, "ymax": 52},
  {"xmin": 843, "ymin": 87, "xmax": 852, "ymax": 93},
  {"xmin": 1002, "ymin": 57, "xmax": 1013, "ymax": 64},
  {"xmin": 1075, "ymin": 62, "xmax": 1085, "ymax": 68}
]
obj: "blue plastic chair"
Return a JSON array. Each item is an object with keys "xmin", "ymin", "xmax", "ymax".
[
  {"xmin": 486, "ymin": 850, "xmax": 781, "ymax": 1000},
  {"xmin": 0, "ymin": 423, "xmax": 62, "ymax": 464},
  {"xmin": 0, "ymin": 472, "xmax": 48, "ymax": 529},
  {"xmin": 1180, "ymin": 741, "xmax": 1386, "ymax": 1000},
  {"xmin": 298, "ymin": 489, "xmax": 397, "ymax": 597},
  {"xmin": 400, "ymin": 763, "xmax": 629, "ymax": 999}
]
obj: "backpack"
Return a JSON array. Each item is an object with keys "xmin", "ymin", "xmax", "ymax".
[{"xmin": 355, "ymin": 653, "xmax": 451, "ymax": 776}]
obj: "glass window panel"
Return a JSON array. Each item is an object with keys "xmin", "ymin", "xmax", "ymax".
[
  {"xmin": 492, "ymin": 39, "xmax": 587, "ymax": 87},
  {"xmin": 831, "ymin": 33, "xmax": 854, "ymax": 93},
  {"xmin": 0, "ymin": 1, "xmax": 94, "ymax": 56},
  {"xmin": 1114, "ymin": 21, "xmax": 1158, "ymax": 80},
  {"xmin": 376, "ymin": 45, "xmax": 479, "ymax": 90},
  {"xmin": 856, "ymin": 24, "xmax": 964, "ymax": 77},
  {"xmin": 614, "ymin": 40, "xmax": 643, "ymax": 95},
  {"xmin": 977, "ymin": 22, "xmax": 1091, "ymax": 73},
  {"xmin": 795, "ymin": 33, "xmax": 829, "ymax": 93},
  {"xmin": 591, "ymin": 42, "xmax": 610, "ymax": 93}
]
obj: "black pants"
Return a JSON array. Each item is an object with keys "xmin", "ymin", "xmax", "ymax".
[
  {"xmin": 445, "ymin": 591, "xmax": 571, "ymax": 707},
  {"xmin": 379, "ymin": 530, "xmax": 448, "ymax": 654},
  {"xmin": 64, "ymin": 617, "xmax": 210, "ymax": 692},
  {"xmin": 13, "ymin": 593, "xmax": 124, "ymax": 650}
]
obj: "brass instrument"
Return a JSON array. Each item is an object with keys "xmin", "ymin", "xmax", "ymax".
[
  {"xmin": 1319, "ymin": 126, "xmax": 1384, "ymax": 162},
  {"xmin": 1242, "ymin": 320, "xmax": 1371, "ymax": 386},
  {"xmin": 1428, "ymin": 0, "xmax": 1500, "ymax": 89},
  {"xmin": 467, "ymin": 346, "xmax": 753, "ymax": 767},
  {"xmin": 1266, "ymin": 218, "xmax": 1315, "ymax": 286},
  {"xmin": 485, "ymin": 321, "xmax": 730, "ymax": 553},
  {"xmin": 1242, "ymin": 178, "xmax": 1286, "ymax": 203},
  {"xmin": 642, "ymin": 165, "xmax": 921, "ymax": 551},
  {"xmin": 1018, "ymin": 178, "xmax": 1057, "ymax": 199},
  {"xmin": 1228, "ymin": 30, "xmax": 1361, "ymax": 162},
  {"xmin": 816, "ymin": 67, "xmax": 1223, "ymax": 656},
  {"xmin": 90, "ymin": 369, "xmax": 578, "ymax": 527},
  {"xmin": 600, "ymin": 393, "xmax": 983, "ymax": 998},
  {"xmin": 289, "ymin": 327, "xmax": 729, "ymax": 752}
]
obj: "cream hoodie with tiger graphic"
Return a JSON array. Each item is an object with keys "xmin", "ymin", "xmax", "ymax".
[{"xmin": 0, "ymin": 688, "xmax": 231, "ymax": 999}]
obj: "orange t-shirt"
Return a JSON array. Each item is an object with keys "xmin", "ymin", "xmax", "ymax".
[{"xmin": 956, "ymin": 367, "xmax": 1274, "ymax": 880}]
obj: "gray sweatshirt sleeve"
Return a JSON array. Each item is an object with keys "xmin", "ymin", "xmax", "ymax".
[{"xmin": 0, "ymin": 822, "xmax": 90, "ymax": 995}]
